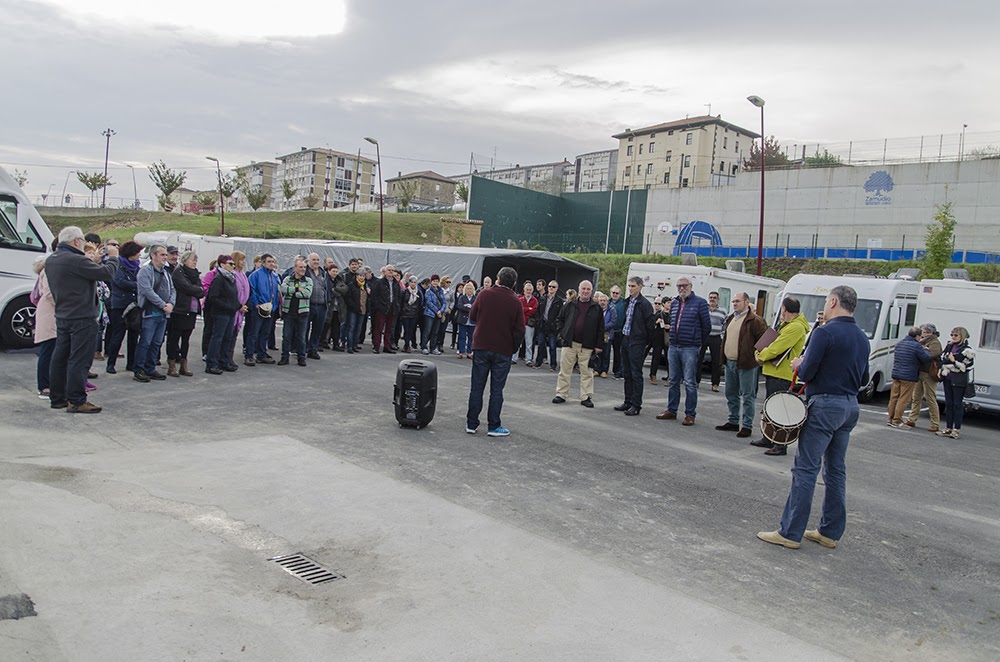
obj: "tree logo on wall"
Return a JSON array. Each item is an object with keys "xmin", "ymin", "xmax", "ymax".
[{"xmin": 863, "ymin": 170, "xmax": 894, "ymax": 206}]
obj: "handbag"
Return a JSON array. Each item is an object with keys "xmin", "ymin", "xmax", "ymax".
[
  {"xmin": 587, "ymin": 350, "xmax": 601, "ymax": 372},
  {"xmin": 123, "ymin": 303, "xmax": 142, "ymax": 331}
]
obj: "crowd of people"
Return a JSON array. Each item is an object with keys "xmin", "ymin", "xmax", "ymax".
[{"xmin": 31, "ymin": 228, "xmax": 978, "ymax": 551}]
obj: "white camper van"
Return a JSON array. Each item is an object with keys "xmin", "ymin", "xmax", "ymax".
[
  {"xmin": 0, "ymin": 166, "xmax": 54, "ymax": 348},
  {"xmin": 916, "ymin": 278, "xmax": 1000, "ymax": 414},
  {"xmin": 780, "ymin": 274, "xmax": 921, "ymax": 400},
  {"xmin": 627, "ymin": 262, "xmax": 786, "ymax": 323}
]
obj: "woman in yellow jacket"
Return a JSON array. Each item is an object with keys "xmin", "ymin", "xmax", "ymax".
[{"xmin": 751, "ymin": 297, "xmax": 811, "ymax": 455}]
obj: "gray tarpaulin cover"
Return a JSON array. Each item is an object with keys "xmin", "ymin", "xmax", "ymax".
[{"xmin": 231, "ymin": 239, "xmax": 600, "ymax": 289}]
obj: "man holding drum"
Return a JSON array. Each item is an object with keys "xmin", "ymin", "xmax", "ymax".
[
  {"xmin": 757, "ymin": 285, "xmax": 869, "ymax": 550},
  {"xmin": 751, "ymin": 297, "xmax": 811, "ymax": 456}
]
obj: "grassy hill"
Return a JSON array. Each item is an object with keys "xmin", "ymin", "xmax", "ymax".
[{"xmin": 44, "ymin": 210, "xmax": 447, "ymax": 245}]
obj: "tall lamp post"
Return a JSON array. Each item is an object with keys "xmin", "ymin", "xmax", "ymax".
[
  {"xmin": 206, "ymin": 156, "xmax": 225, "ymax": 236},
  {"xmin": 747, "ymin": 95, "xmax": 766, "ymax": 276},
  {"xmin": 126, "ymin": 164, "xmax": 139, "ymax": 209},
  {"xmin": 364, "ymin": 136, "xmax": 384, "ymax": 243},
  {"xmin": 101, "ymin": 128, "xmax": 116, "ymax": 208}
]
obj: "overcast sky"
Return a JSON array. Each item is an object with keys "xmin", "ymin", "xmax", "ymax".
[{"xmin": 3, "ymin": 0, "xmax": 997, "ymax": 205}]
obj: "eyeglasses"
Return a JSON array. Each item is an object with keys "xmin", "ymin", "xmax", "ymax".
[
  {"xmin": 548, "ymin": 285, "xmax": 557, "ymax": 288},
  {"xmin": 951, "ymin": 333, "xmax": 961, "ymax": 337},
  {"xmin": 107, "ymin": 242, "xmax": 119, "ymax": 247},
  {"xmin": 225, "ymin": 262, "xmax": 235, "ymax": 266}
]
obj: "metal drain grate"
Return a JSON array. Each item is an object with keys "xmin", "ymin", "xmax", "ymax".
[{"xmin": 268, "ymin": 553, "xmax": 345, "ymax": 585}]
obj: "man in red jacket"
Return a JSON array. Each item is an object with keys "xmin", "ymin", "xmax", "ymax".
[{"xmin": 465, "ymin": 267, "xmax": 525, "ymax": 437}]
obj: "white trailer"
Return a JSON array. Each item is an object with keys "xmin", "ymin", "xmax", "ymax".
[
  {"xmin": 916, "ymin": 278, "xmax": 1000, "ymax": 414},
  {"xmin": 779, "ymin": 274, "xmax": 921, "ymax": 400},
  {"xmin": 627, "ymin": 262, "xmax": 786, "ymax": 323},
  {"xmin": 0, "ymin": 166, "xmax": 54, "ymax": 348}
]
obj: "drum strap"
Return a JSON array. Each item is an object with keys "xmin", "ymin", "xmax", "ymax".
[{"xmin": 790, "ymin": 370, "xmax": 807, "ymax": 397}]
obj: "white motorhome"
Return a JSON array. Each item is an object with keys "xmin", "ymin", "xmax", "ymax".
[
  {"xmin": 627, "ymin": 262, "xmax": 786, "ymax": 323},
  {"xmin": 779, "ymin": 274, "xmax": 921, "ymax": 400},
  {"xmin": 0, "ymin": 166, "xmax": 54, "ymax": 348},
  {"xmin": 916, "ymin": 278, "xmax": 1000, "ymax": 413}
]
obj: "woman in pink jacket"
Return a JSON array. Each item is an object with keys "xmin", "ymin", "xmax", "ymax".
[{"xmin": 32, "ymin": 256, "xmax": 56, "ymax": 398}]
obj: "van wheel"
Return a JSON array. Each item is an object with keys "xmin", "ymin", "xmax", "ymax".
[
  {"xmin": 0, "ymin": 295, "xmax": 36, "ymax": 349},
  {"xmin": 858, "ymin": 373, "xmax": 879, "ymax": 402}
]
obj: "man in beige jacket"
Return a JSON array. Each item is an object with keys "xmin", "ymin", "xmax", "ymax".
[{"xmin": 905, "ymin": 323, "xmax": 943, "ymax": 432}]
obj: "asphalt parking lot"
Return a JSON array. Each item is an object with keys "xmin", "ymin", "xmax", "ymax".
[{"xmin": 1, "ymin": 343, "xmax": 998, "ymax": 661}]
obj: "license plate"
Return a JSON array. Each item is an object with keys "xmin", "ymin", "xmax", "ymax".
[{"xmin": 975, "ymin": 384, "xmax": 989, "ymax": 394}]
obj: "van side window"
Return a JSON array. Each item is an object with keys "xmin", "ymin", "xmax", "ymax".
[
  {"xmin": 0, "ymin": 197, "xmax": 45, "ymax": 252},
  {"xmin": 904, "ymin": 303, "xmax": 917, "ymax": 327},
  {"xmin": 982, "ymin": 319, "xmax": 1000, "ymax": 350},
  {"xmin": 717, "ymin": 287, "xmax": 732, "ymax": 313}
]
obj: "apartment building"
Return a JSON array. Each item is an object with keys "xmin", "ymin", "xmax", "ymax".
[
  {"xmin": 229, "ymin": 161, "xmax": 276, "ymax": 212},
  {"xmin": 451, "ymin": 159, "xmax": 573, "ymax": 196},
  {"xmin": 612, "ymin": 115, "xmax": 759, "ymax": 190},
  {"xmin": 385, "ymin": 171, "xmax": 457, "ymax": 206},
  {"xmin": 272, "ymin": 147, "xmax": 377, "ymax": 210},
  {"xmin": 574, "ymin": 149, "xmax": 618, "ymax": 192}
]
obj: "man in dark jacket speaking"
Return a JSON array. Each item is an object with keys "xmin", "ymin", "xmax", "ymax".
[
  {"xmin": 552, "ymin": 279, "xmax": 604, "ymax": 408},
  {"xmin": 657, "ymin": 277, "xmax": 711, "ymax": 425},
  {"xmin": 614, "ymin": 277, "xmax": 655, "ymax": 416},
  {"xmin": 466, "ymin": 266, "xmax": 525, "ymax": 438},
  {"xmin": 45, "ymin": 226, "xmax": 119, "ymax": 413},
  {"xmin": 888, "ymin": 326, "xmax": 931, "ymax": 428}
]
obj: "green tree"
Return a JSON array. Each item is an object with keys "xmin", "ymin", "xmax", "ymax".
[
  {"xmin": 281, "ymin": 179, "xmax": 297, "ymax": 208},
  {"xmin": 456, "ymin": 181, "xmax": 469, "ymax": 203},
  {"xmin": 219, "ymin": 173, "xmax": 239, "ymax": 200},
  {"xmin": 396, "ymin": 180, "xmax": 418, "ymax": 210},
  {"xmin": 76, "ymin": 171, "xmax": 113, "ymax": 207},
  {"xmin": 245, "ymin": 185, "xmax": 270, "ymax": 212},
  {"xmin": 921, "ymin": 202, "xmax": 957, "ymax": 279},
  {"xmin": 302, "ymin": 192, "xmax": 322, "ymax": 209},
  {"xmin": 805, "ymin": 149, "xmax": 844, "ymax": 168},
  {"xmin": 194, "ymin": 191, "xmax": 217, "ymax": 209},
  {"xmin": 148, "ymin": 161, "xmax": 187, "ymax": 212},
  {"xmin": 743, "ymin": 135, "xmax": 791, "ymax": 170}
]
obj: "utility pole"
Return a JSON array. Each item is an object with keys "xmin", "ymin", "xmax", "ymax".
[
  {"xmin": 101, "ymin": 128, "xmax": 116, "ymax": 208},
  {"xmin": 353, "ymin": 148, "xmax": 361, "ymax": 213}
]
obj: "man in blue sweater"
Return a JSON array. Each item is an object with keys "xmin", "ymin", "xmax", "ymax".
[
  {"xmin": 758, "ymin": 285, "xmax": 870, "ymax": 550},
  {"xmin": 245, "ymin": 254, "xmax": 280, "ymax": 365},
  {"xmin": 656, "ymin": 277, "xmax": 711, "ymax": 425}
]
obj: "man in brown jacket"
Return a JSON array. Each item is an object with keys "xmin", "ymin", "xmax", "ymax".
[
  {"xmin": 714, "ymin": 292, "xmax": 768, "ymax": 437},
  {"xmin": 905, "ymin": 323, "xmax": 943, "ymax": 431}
]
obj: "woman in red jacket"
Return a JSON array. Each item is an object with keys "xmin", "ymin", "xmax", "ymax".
[{"xmin": 516, "ymin": 281, "xmax": 538, "ymax": 365}]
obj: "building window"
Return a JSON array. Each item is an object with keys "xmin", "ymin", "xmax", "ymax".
[
  {"xmin": 638, "ymin": 144, "xmax": 644, "ymax": 155},
  {"xmin": 624, "ymin": 166, "xmax": 631, "ymax": 177},
  {"xmin": 731, "ymin": 164, "xmax": 738, "ymax": 175},
  {"xmin": 646, "ymin": 163, "xmax": 653, "ymax": 175},
  {"xmin": 723, "ymin": 137, "xmax": 728, "ymax": 149},
  {"xmin": 665, "ymin": 150, "xmax": 672, "ymax": 162},
  {"xmin": 685, "ymin": 133, "xmax": 693, "ymax": 145},
  {"xmin": 663, "ymin": 172, "xmax": 670, "ymax": 185},
  {"xmin": 649, "ymin": 142, "xmax": 655, "ymax": 153},
  {"xmin": 435, "ymin": 183, "xmax": 441, "ymax": 191},
  {"xmin": 650, "ymin": 133, "xmax": 656, "ymax": 138},
  {"xmin": 682, "ymin": 178, "xmax": 689, "ymax": 187},
  {"xmin": 735, "ymin": 141, "xmax": 740, "ymax": 152},
  {"xmin": 627, "ymin": 145, "xmax": 633, "ymax": 156},
  {"xmin": 628, "ymin": 136, "xmax": 633, "ymax": 142},
  {"xmin": 684, "ymin": 155, "xmax": 691, "ymax": 167},
  {"xmin": 720, "ymin": 161, "xmax": 725, "ymax": 173}
]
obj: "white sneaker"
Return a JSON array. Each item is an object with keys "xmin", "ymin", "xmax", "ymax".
[{"xmin": 465, "ymin": 427, "xmax": 477, "ymax": 434}]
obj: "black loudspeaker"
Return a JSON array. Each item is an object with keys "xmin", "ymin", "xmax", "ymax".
[{"xmin": 394, "ymin": 359, "xmax": 438, "ymax": 429}]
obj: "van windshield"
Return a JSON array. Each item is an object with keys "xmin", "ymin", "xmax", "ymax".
[
  {"xmin": 786, "ymin": 293, "xmax": 882, "ymax": 339},
  {"xmin": 0, "ymin": 196, "xmax": 45, "ymax": 252}
]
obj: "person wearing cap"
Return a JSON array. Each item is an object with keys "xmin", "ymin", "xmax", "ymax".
[
  {"xmin": 204, "ymin": 254, "xmax": 241, "ymax": 374},
  {"xmin": 133, "ymin": 244, "xmax": 176, "ymax": 382},
  {"xmin": 245, "ymin": 254, "xmax": 280, "ymax": 365},
  {"xmin": 164, "ymin": 245, "xmax": 180, "ymax": 275},
  {"xmin": 905, "ymin": 323, "xmax": 943, "ymax": 431}
]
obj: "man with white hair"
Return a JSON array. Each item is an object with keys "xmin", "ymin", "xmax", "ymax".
[
  {"xmin": 552, "ymin": 279, "xmax": 605, "ymax": 408},
  {"xmin": 133, "ymin": 244, "xmax": 176, "ymax": 382},
  {"xmin": 371, "ymin": 263, "xmax": 401, "ymax": 354},
  {"xmin": 44, "ymin": 226, "xmax": 119, "ymax": 413},
  {"xmin": 303, "ymin": 252, "xmax": 329, "ymax": 360}
]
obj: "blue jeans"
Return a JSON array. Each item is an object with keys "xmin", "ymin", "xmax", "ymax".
[
  {"xmin": 49, "ymin": 317, "xmax": 98, "ymax": 405},
  {"xmin": 343, "ymin": 310, "xmax": 363, "ymax": 351},
  {"xmin": 245, "ymin": 307, "xmax": 271, "ymax": 359},
  {"xmin": 535, "ymin": 328, "xmax": 558, "ymax": 369},
  {"xmin": 667, "ymin": 345, "xmax": 700, "ymax": 417},
  {"xmin": 36, "ymin": 338, "xmax": 56, "ymax": 391},
  {"xmin": 458, "ymin": 325, "xmax": 474, "ymax": 354},
  {"xmin": 402, "ymin": 316, "xmax": 418, "ymax": 348},
  {"xmin": 135, "ymin": 314, "xmax": 167, "ymax": 374},
  {"xmin": 421, "ymin": 316, "xmax": 440, "ymax": 351},
  {"xmin": 282, "ymin": 312, "xmax": 309, "ymax": 359},
  {"xmin": 466, "ymin": 350, "xmax": 512, "ymax": 431},
  {"xmin": 725, "ymin": 359, "xmax": 759, "ymax": 429},
  {"xmin": 206, "ymin": 313, "xmax": 235, "ymax": 369},
  {"xmin": 622, "ymin": 336, "xmax": 646, "ymax": 410},
  {"xmin": 778, "ymin": 394, "xmax": 859, "ymax": 542},
  {"xmin": 307, "ymin": 303, "xmax": 327, "ymax": 352}
]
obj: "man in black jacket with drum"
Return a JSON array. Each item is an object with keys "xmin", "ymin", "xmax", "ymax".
[{"xmin": 552, "ymin": 280, "xmax": 604, "ymax": 408}]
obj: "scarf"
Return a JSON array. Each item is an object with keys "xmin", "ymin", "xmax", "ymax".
[
  {"xmin": 119, "ymin": 255, "xmax": 140, "ymax": 273},
  {"xmin": 216, "ymin": 266, "xmax": 235, "ymax": 282}
]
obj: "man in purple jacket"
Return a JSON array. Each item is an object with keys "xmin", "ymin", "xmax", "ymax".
[{"xmin": 465, "ymin": 267, "xmax": 525, "ymax": 438}]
